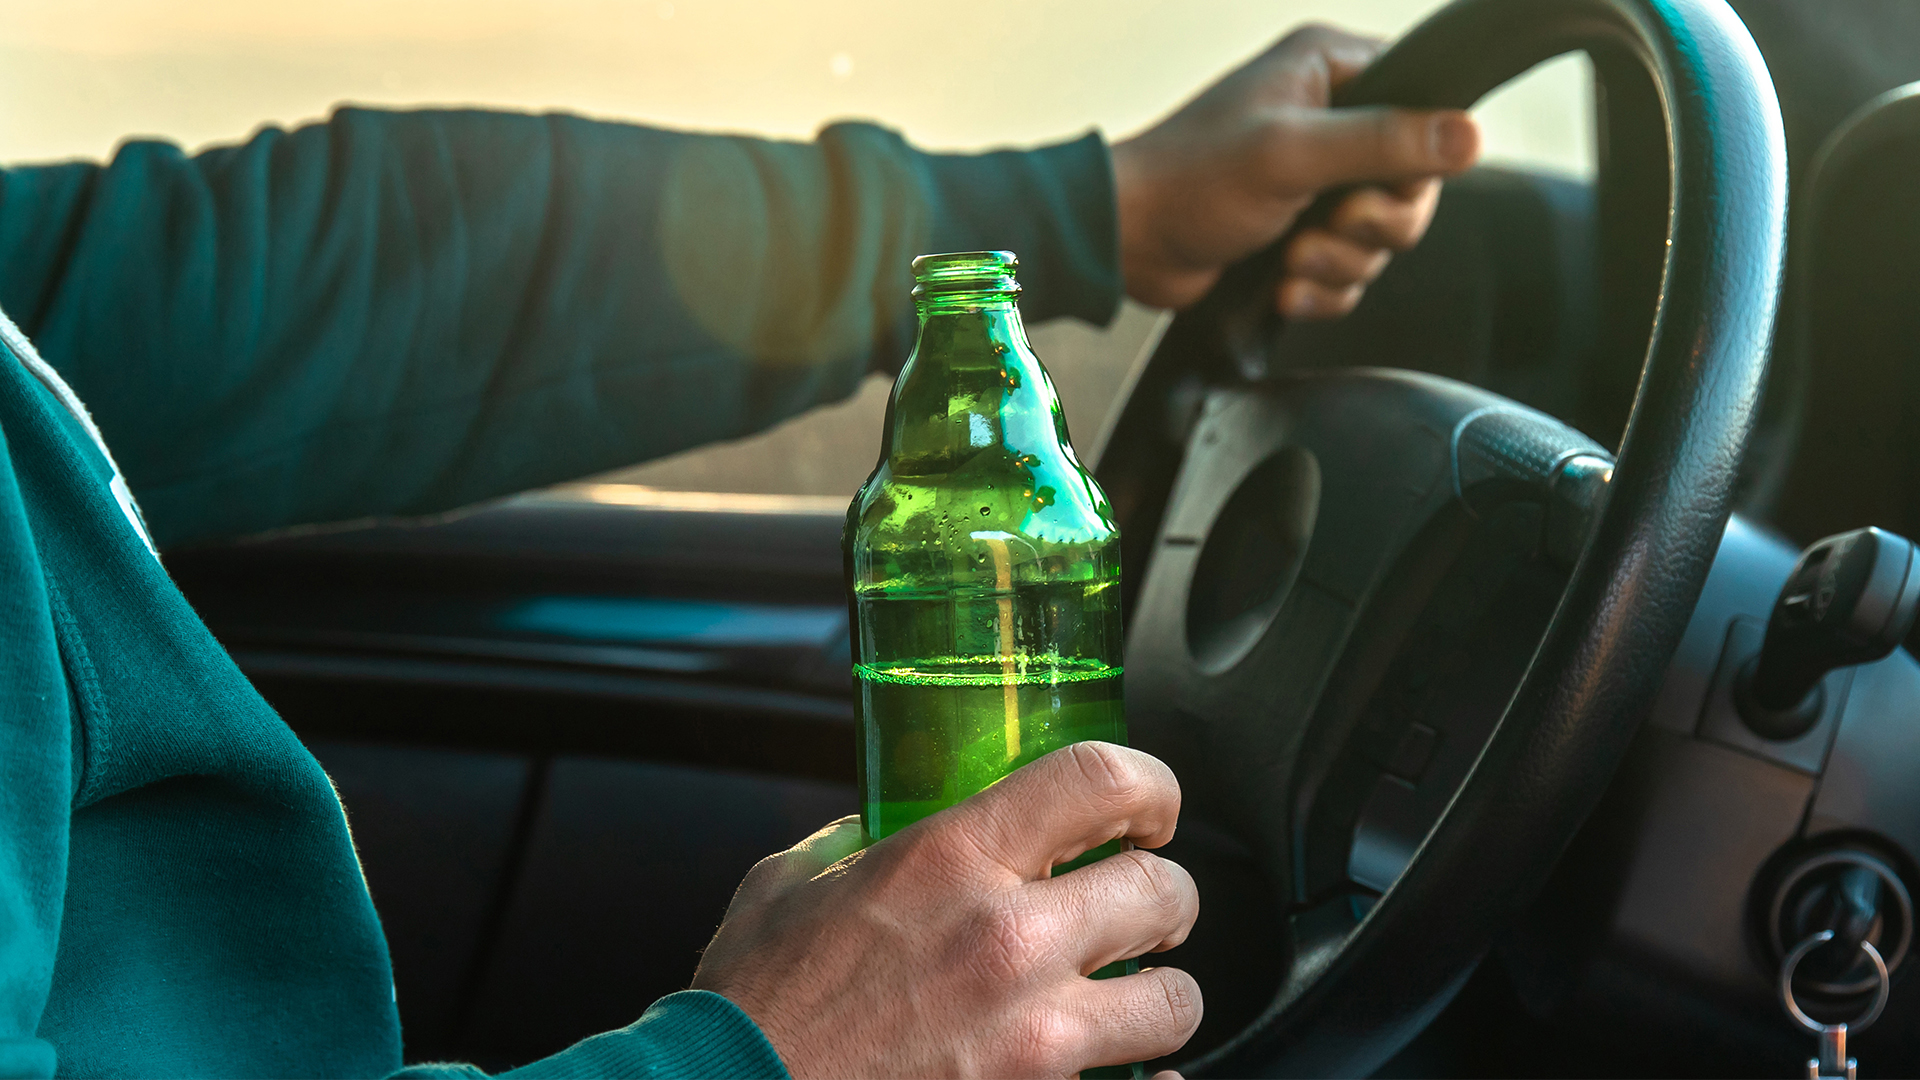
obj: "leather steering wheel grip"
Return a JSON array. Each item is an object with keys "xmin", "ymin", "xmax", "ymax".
[{"xmin": 1172, "ymin": 1, "xmax": 1787, "ymax": 1075}]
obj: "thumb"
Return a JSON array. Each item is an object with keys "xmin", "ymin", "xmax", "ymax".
[
  {"xmin": 1282, "ymin": 106, "xmax": 1479, "ymax": 189},
  {"xmin": 725, "ymin": 815, "xmax": 866, "ymax": 916},
  {"xmin": 783, "ymin": 814, "xmax": 867, "ymax": 876}
]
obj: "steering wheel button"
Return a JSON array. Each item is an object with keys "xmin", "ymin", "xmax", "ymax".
[
  {"xmin": 1349, "ymin": 772, "xmax": 1425, "ymax": 894},
  {"xmin": 1383, "ymin": 723, "xmax": 1440, "ymax": 782}
]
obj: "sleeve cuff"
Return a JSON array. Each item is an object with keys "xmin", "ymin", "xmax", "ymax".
[
  {"xmin": 496, "ymin": 990, "xmax": 789, "ymax": 1080},
  {"xmin": 0, "ymin": 1038, "xmax": 57, "ymax": 1079},
  {"xmin": 914, "ymin": 130, "xmax": 1124, "ymax": 328}
]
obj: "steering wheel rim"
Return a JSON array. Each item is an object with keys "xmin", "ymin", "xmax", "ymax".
[{"xmin": 1096, "ymin": 0, "xmax": 1786, "ymax": 1074}]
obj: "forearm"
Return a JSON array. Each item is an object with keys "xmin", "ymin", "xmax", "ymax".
[{"xmin": 0, "ymin": 109, "xmax": 1119, "ymax": 548}]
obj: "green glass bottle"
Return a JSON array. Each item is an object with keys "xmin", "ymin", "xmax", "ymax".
[
  {"xmin": 846, "ymin": 248, "xmax": 1125, "ymax": 846},
  {"xmin": 845, "ymin": 250, "xmax": 1140, "ymax": 1076}
]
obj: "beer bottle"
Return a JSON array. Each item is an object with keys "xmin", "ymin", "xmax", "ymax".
[
  {"xmin": 844, "ymin": 251, "xmax": 1141, "ymax": 1075},
  {"xmin": 846, "ymin": 248, "xmax": 1125, "ymax": 843}
]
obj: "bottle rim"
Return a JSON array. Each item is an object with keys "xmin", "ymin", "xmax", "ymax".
[{"xmin": 911, "ymin": 250, "xmax": 1020, "ymax": 301}]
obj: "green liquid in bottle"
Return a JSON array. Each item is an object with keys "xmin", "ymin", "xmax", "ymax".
[
  {"xmin": 845, "ymin": 252, "xmax": 1145, "ymax": 1079},
  {"xmin": 854, "ymin": 647, "xmax": 1124, "ymax": 838}
]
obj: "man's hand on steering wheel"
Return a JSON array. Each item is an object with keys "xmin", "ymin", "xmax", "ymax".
[{"xmin": 1112, "ymin": 24, "xmax": 1481, "ymax": 316}]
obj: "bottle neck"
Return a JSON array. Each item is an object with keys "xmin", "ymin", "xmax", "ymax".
[
  {"xmin": 889, "ymin": 298, "xmax": 1057, "ymax": 470},
  {"xmin": 910, "ymin": 296, "xmax": 1026, "ymax": 365}
]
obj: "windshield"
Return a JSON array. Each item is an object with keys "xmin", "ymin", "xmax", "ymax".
[{"xmin": 1, "ymin": 0, "xmax": 1592, "ymax": 499}]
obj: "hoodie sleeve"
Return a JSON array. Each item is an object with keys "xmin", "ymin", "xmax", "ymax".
[
  {"xmin": 391, "ymin": 991, "xmax": 788, "ymax": 1080},
  {"xmin": 0, "ymin": 108, "xmax": 1120, "ymax": 548}
]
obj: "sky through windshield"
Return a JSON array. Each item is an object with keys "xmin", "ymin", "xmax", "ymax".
[{"xmin": 0, "ymin": 0, "xmax": 1590, "ymax": 174}]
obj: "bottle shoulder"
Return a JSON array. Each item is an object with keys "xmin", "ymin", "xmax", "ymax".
[
  {"xmin": 847, "ymin": 455, "xmax": 1118, "ymax": 593},
  {"xmin": 849, "ymin": 452, "xmax": 1117, "ymax": 544},
  {"xmin": 852, "ymin": 301, "xmax": 1120, "ymax": 592}
]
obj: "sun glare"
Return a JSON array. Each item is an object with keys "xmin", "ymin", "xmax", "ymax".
[{"xmin": 0, "ymin": 0, "xmax": 1590, "ymax": 176}]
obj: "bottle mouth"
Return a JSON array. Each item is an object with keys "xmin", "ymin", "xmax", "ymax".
[{"xmin": 912, "ymin": 250, "xmax": 1020, "ymax": 302}]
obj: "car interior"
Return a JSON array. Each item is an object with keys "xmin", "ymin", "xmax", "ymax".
[{"xmin": 143, "ymin": 0, "xmax": 1920, "ymax": 1075}]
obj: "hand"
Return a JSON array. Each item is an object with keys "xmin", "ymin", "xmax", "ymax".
[
  {"xmin": 1112, "ymin": 23, "xmax": 1481, "ymax": 316},
  {"xmin": 692, "ymin": 742, "xmax": 1202, "ymax": 1078}
]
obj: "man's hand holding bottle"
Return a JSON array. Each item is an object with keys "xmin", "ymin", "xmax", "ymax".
[{"xmin": 694, "ymin": 743, "xmax": 1197, "ymax": 1079}]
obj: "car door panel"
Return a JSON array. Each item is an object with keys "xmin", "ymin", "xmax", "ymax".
[
  {"xmin": 168, "ymin": 490, "xmax": 859, "ymax": 1064},
  {"xmin": 456, "ymin": 756, "xmax": 855, "ymax": 1071},
  {"xmin": 307, "ymin": 740, "xmax": 534, "ymax": 1062}
]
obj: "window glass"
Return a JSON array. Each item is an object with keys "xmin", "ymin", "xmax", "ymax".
[{"xmin": 1, "ymin": 1, "xmax": 1591, "ymax": 499}]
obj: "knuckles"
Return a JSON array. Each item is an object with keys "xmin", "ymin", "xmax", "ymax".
[
  {"xmin": 1284, "ymin": 230, "xmax": 1393, "ymax": 286},
  {"xmin": 1065, "ymin": 741, "xmax": 1143, "ymax": 808},
  {"xmin": 1373, "ymin": 110, "xmax": 1436, "ymax": 183},
  {"xmin": 1116, "ymin": 850, "xmax": 1198, "ymax": 944},
  {"xmin": 1005, "ymin": 1002, "xmax": 1081, "ymax": 1076},
  {"xmin": 901, "ymin": 815, "xmax": 1009, "ymax": 890},
  {"xmin": 1059, "ymin": 743, "xmax": 1179, "ymax": 833},
  {"xmin": 1277, "ymin": 21, "xmax": 1376, "ymax": 59},
  {"xmin": 1332, "ymin": 186, "xmax": 1437, "ymax": 252},
  {"xmin": 967, "ymin": 892, "xmax": 1061, "ymax": 984}
]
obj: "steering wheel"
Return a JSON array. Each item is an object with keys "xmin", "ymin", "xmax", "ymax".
[{"xmin": 1093, "ymin": 0, "xmax": 1786, "ymax": 1074}]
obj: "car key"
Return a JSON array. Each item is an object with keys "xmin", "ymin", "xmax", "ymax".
[{"xmin": 1780, "ymin": 930, "xmax": 1890, "ymax": 1079}]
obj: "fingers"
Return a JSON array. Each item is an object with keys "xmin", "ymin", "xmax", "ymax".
[
  {"xmin": 1280, "ymin": 106, "xmax": 1478, "ymax": 190},
  {"xmin": 1259, "ymin": 107, "xmax": 1467, "ymax": 321},
  {"xmin": 1329, "ymin": 179, "xmax": 1442, "ymax": 250},
  {"xmin": 939, "ymin": 742, "xmax": 1182, "ymax": 881},
  {"xmin": 1275, "ymin": 179, "xmax": 1442, "ymax": 319},
  {"xmin": 1277, "ymin": 278, "xmax": 1363, "ymax": 320},
  {"xmin": 1262, "ymin": 22, "xmax": 1383, "ymax": 93},
  {"xmin": 1039, "ymin": 848, "xmax": 1199, "ymax": 974},
  {"xmin": 1069, "ymin": 966, "xmax": 1205, "ymax": 1071},
  {"xmin": 1284, "ymin": 228, "xmax": 1391, "ymax": 289}
]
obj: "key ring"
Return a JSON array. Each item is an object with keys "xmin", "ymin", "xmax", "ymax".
[{"xmin": 1780, "ymin": 930, "xmax": 1891, "ymax": 1035}]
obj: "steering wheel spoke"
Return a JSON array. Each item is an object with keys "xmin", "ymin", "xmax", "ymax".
[{"xmin": 1131, "ymin": 369, "xmax": 1611, "ymax": 925}]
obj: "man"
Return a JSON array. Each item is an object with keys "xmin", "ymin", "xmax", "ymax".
[{"xmin": 0, "ymin": 24, "xmax": 1476, "ymax": 1079}]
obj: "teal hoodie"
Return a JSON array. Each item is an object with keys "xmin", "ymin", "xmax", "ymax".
[{"xmin": 0, "ymin": 107, "xmax": 1119, "ymax": 1078}]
